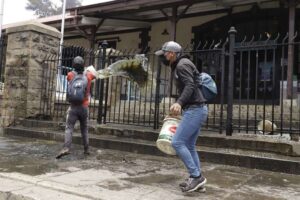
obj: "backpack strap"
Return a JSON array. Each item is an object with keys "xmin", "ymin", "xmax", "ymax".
[
  {"xmin": 79, "ymin": 71, "xmax": 88, "ymax": 98},
  {"xmin": 69, "ymin": 71, "xmax": 78, "ymax": 82},
  {"xmin": 71, "ymin": 71, "xmax": 87, "ymax": 81}
]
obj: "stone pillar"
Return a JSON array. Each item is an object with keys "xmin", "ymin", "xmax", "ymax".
[{"xmin": 0, "ymin": 21, "xmax": 60, "ymax": 127}]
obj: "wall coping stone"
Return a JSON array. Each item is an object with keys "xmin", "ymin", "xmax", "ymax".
[{"xmin": 6, "ymin": 20, "xmax": 61, "ymax": 38}]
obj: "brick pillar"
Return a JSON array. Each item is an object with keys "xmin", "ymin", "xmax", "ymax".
[{"xmin": 0, "ymin": 21, "xmax": 60, "ymax": 127}]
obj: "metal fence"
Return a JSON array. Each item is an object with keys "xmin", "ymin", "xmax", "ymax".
[
  {"xmin": 40, "ymin": 46, "xmax": 98, "ymax": 120},
  {"xmin": 39, "ymin": 27, "xmax": 300, "ymax": 137},
  {"xmin": 229, "ymin": 29, "xmax": 300, "ymax": 136}
]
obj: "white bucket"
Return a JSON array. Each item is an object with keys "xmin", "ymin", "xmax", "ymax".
[{"xmin": 156, "ymin": 116, "xmax": 180, "ymax": 155}]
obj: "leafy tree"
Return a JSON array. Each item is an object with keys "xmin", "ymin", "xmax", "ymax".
[{"xmin": 26, "ymin": 0, "xmax": 82, "ymax": 18}]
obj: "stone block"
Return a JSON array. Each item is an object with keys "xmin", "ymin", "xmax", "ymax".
[
  {"xmin": 6, "ymin": 33, "xmax": 31, "ymax": 50},
  {"xmin": 5, "ymin": 21, "xmax": 61, "ymax": 38},
  {"xmin": 1, "ymin": 22, "xmax": 60, "ymax": 128}
]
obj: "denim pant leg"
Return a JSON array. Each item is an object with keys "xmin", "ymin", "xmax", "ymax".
[
  {"xmin": 186, "ymin": 128, "xmax": 201, "ymax": 171},
  {"xmin": 186, "ymin": 106, "xmax": 208, "ymax": 173},
  {"xmin": 171, "ymin": 106, "xmax": 208, "ymax": 177},
  {"xmin": 64, "ymin": 106, "xmax": 78, "ymax": 149}
]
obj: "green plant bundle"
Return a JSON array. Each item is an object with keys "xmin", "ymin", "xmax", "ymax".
[
  {"xmin": 97, "ymin": 55, "xmax": 149, "ymax": 87},
  {"xmin": 118, "ymin": 59, "xmax": 148, "ymax": 87}
]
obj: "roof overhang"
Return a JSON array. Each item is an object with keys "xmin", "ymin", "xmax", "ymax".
[
  {"xmin": 38, "ymin": 0, "xmax": 286, "ymax": 38},
  {"xmin": 73, "ymin": 0, "xmax": 278, "ymax": 20}
]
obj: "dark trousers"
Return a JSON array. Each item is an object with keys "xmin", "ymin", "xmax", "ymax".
[{"xmin": 63, "ymin": 105, "xmax": 89, "ymax": 151}]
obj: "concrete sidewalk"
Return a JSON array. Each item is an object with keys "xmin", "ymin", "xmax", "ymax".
[
  {"xmin": 0, "ymin": 135, "xmax": 299, "ymax": 200},
  {"xmin": 4, "ymin": 123, "xmax": 300, "ymax": 174}
]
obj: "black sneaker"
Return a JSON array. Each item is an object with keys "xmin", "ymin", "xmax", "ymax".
[
  {"xmin": 84, "ymin": 150, "xmax": 90, "ymax": 155},
  {"xmin": 84, "ymin": 147, "xmax": 90, "ymax": 155},
  {"xmin": 179, "ymin": 178, "xmax": 206, "ymax": 193},
  {"xmin": 181, "ymin": 176, "xmax": 207, "ymax": 193},
  {"xmin": 56, "ymin": 148, "xmax": 70, "ymax": 159}
]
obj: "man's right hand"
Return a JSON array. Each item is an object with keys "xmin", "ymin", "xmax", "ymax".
[{"xmin": 170, "ymin": 103, "xmax": 181, "ymax": 115}]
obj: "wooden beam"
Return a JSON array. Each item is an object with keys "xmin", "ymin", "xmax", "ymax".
[
  {"xmin": 75, "ymin": 26, "xmax": 90, "ymax": 39},
  {"xmin": 160, "ymin": 6, "xmax": 179, "ymax": 41},
  {"xmin": 95, "ymin": 18, "xmax": 105, "ymax": 31},
  {"xmin": 64, "ymin": 28, "xmax": 148, "ymax": 39},
  {"xmin": 178, "ymin": 4, "xmax": 193, "ymax": 19},
  {"xmin": 91, "ymin": 12, "xmax": 148, "ymax": 22},
  {"xmin": 149, "ymin": 8, "xmax": 230, "ymax": 22},
  {"xmin": 74, "ymin": 19, "xmax": 105, "ymax": 49},
  {"xmin": 159, "ymin": 4, "xmax": 193, "ymax": 41},
  {"xmin": 76, "ymin": 0, "xmax": 206, "ymax": 16},
  {"xmin": 160, "ymin": 9, "xmax": 169, "ymax": 19}
]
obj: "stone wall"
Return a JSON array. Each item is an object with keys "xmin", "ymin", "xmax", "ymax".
[{"xmin": 0, "ymin": 21, "xmax": 60, "ymax": 127}]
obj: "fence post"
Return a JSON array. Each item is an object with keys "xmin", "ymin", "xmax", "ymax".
[
  {"xmin": 219, "ymin": 40, "xmax": 227, "ymax": 134},
  {"xmin": 154, "ymin": 60, "xmax": 162, "ymax": 129},
  {"xmin": 226, "ymin": 27, "xmax": 237, "ymax": 136},
  {"xmin": 97, "ymin": 40, "xmax": 108, "ymax": 124}
]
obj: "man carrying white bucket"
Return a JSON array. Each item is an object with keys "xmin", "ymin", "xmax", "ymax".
[{"xmin": 155, "ymin": 41, "xmax": 208, "ymax": 193}]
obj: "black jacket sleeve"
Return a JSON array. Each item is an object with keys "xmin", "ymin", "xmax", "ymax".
[{"xmin": 175, "ymin": 64, "xmax": 196, "ymax": 106}]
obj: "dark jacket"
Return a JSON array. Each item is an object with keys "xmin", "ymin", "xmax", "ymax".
[{"xmin": 171, "ymin": 55, "xmax": 206, "ymax": 109}]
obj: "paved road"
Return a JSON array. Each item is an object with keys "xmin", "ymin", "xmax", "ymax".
[{"xmin": 0, "ymin": 135, "xmax": 299, "ymax": 200}]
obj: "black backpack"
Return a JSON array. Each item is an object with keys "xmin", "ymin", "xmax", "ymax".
[{"xmin": 67, "ymin": 72, "xmax": 88, "ymax": 104}]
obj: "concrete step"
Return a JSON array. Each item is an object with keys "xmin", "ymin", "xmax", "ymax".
[
  {"xmin": 103, "ymin": 109, "xmax": 300, "ymax": 129},
  {"xmin": 95, "ymin": 124, "xmax": 300, "ymax": 157},
  {"xmin": 3, "ymin": 126, "xmax": 300, "ymax": 175},
  {"xmin": 19, "ymin": 119, "xmax": 300, "ymax": 157}
]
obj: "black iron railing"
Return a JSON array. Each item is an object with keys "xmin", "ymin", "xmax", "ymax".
[{"xmin": 38, "ymin": 28, "xmax": 300, "ymax": 138}]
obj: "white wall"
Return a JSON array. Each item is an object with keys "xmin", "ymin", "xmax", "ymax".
[{"xmin": 150, "ymin": 13, "xmax": 227, "ymax": 49}]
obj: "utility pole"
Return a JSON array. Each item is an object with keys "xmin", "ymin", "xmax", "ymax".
[
  {"xmin": 0, "ymin": 0, "xmax": 4, "ymax": 39},
  {"xmin": 58, "ymin": 0, "xmax": 67, "ymax": 66},
  {"xmin": 0, "ymin": 0, "xmax": 4, "ymax": 83}
]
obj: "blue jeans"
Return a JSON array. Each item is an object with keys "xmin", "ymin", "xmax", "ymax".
[{"xmin": 171, "ymin": 105, "xmax": 208, "ymax": 177}]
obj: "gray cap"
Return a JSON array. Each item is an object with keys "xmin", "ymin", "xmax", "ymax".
[
  {"xmin": 155, "ymin": 41, "xmax": 182, "ymax": 56},
  {"xmin": 73, "ymin": 56, "xmax": 84, "ymax": 66}
]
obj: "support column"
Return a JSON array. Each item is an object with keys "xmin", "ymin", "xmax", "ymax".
[
  {"xmin": 160, "ymin": 4, "xmax": 192, "ymax": 41},
  {"xmin": 0, "ymin": 21, "xmax": 60, "ymax": 127},
  {"xmin": 170, "ymin": 6, "xmax": 178, "ymax": 41}
]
